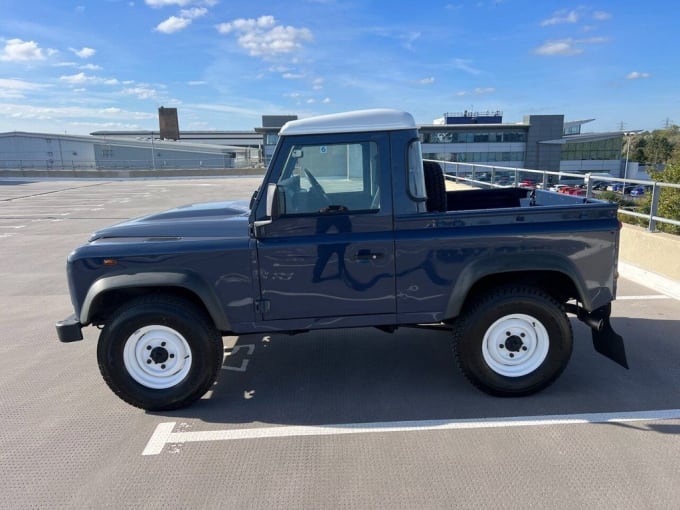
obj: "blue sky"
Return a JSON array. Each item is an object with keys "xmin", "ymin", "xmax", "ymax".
[{"xmin": 0, "ymin": 0, "xmax": 677, "ymax": 134}]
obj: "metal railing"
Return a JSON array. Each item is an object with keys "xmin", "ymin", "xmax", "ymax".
[
  {"xmin": 0, "ymin": 157, "xmax": 260, "ymax": 171},
  {"xmin": 428, "ymin": 160, "xmax": 680, "ymax": 233}
]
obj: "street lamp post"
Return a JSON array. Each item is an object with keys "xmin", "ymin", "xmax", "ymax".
[
  {"xmin": 150, "ymin": 131, "xmax": 156, "ymax": 170},
  {"xmin": 623, "ymin": 131, "xmax": 638, "ymax": 188}
]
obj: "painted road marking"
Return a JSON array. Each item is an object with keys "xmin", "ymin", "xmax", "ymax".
[
  {"xmin": 142, "ymin": 409, "xmax": 680, "ymax": 455},
  {"xmin": 223, "ymin": 343, "xmax": 255, "ymax": 372}
]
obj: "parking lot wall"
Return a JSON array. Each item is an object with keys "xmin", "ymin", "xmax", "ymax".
[{"xmin": 619, "ymin": 223, "xmax": 680, "ymax": 282}]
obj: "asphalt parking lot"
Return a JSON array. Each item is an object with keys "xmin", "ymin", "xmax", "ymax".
[{"xmin": 1, "ymin": 177, "xmax": 679, "ymax": 509}]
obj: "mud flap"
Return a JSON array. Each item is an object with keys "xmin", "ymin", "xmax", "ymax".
[{"xmin": 590, "ymin": 305, "xmax": 629, "ymax": 369}]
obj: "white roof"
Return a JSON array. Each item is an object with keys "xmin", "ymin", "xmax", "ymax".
[{"xmin": 279, "ymin": 109, "xmax": 416, "ymax": 136}]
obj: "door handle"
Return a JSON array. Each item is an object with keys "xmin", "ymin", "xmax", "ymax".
[{"xmin": 354, "ymin": 249, "xmax": 384, "ymax": 261}]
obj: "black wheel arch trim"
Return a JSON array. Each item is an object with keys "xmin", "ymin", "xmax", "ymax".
[
  {"xmin": 81, "ymin": 271, "xmax": 230, "ymax": 331},
  {"xmin": 444, "ymin": 253, "xmax": 593, "ymax": 319}
]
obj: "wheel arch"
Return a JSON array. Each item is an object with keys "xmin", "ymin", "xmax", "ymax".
[
  {"xmin": 81, "ymin": 272, "xmax": 230, "ymax": 332},
  {"xmin": 444, "ymin": 254, "xmax": 587, "ymax": 320}
]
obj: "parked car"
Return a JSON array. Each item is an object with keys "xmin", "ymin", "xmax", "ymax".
[
  {"xmin": 567, "ymin": 187, "xmax": 586, "ymax": 196},
  {"xmin": 549, "ymin": 184, "xmax": 569, "ymax": 192},
  {"xmin": 630, "ymin": 185, "xmax": 651, "ymax": 197}
]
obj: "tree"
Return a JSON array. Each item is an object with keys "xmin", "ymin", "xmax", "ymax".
[
  {"xmin": 649, "ymin": 158, "xmax": 680, "ymax": 235},
  {"xmin": 645, "ymin": 134, "xmax": 674, "ymax": 165}
]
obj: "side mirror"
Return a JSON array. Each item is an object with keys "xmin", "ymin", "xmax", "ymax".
[
  {"xmin": 249, "ymin": 188, "xmax": 259, "ymax": 210},
  {"xmin": 254, "ymin": 183, "xmax": 279, "ymax": 228}
]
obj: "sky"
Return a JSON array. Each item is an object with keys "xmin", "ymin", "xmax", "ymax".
[{"xmin": 0, "ymin": 0, "xmax": 678, "ymax": 135}]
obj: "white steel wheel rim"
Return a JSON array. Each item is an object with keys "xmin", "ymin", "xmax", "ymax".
[
  {"xmin": 481, "ymin": 313, "xmax": 549, "ymax": 377},
  {"xmin": 123, "ymin": 325, "xmax": 192, "ymax": 389}
]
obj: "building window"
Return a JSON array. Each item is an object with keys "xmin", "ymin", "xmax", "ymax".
[{"xmin": 420, "ymin": 130, "xmax": 527, "ymax": 144}]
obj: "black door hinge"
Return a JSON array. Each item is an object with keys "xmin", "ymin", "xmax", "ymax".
[{"xmin": 255, "ymin": 299, "xmax": 271, "ymax": 314}]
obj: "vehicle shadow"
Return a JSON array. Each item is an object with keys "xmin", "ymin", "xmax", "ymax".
[{"xmin": 155, "ymin": 317, "xmax": 680, "ymax": 427}]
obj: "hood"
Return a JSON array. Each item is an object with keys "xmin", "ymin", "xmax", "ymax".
[{"xmin": 89, "ymin": 200, "xmax": 250, "ymax": 241}]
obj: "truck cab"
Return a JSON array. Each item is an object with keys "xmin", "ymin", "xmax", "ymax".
[{"xmin": 250, "ymin": 110, "xmax": 425, "ymax": 323}]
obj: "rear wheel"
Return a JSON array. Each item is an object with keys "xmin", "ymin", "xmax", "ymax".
[
  {"xmin": 97, "ymin": 295, "xmax": 223, "ymax": 411},
  {"xmin": 453, "ymin": 286, "xmax": 573, "ymax": 396}
]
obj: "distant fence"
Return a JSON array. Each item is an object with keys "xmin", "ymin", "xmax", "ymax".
[
  {"xmin": 0, "ymin": 157, "xmax": 260, "ymax": 171},
  {"xmin": 429, "ymin": 160, "xmax": 680, "ymax": 233}
]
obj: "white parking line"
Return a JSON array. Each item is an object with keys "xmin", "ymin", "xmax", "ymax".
[{"xmin": 142, "ymin": 409, "xmax": 680, "ymax": 455}]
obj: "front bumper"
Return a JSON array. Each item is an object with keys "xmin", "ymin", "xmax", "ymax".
[{"xmin": 56, "ymin": 314, "xmax": 83, "ymax": 342}]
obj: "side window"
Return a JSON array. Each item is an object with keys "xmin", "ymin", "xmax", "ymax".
[
  {"xmin": 407, "ymin": 140, "xmax": 427, "ymax": 206},
  {"xmin": 276, "ymin": 141, "xmax": 380, "ymax": 215}
]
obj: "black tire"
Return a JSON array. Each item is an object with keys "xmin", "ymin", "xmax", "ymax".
[
  {"xmin": 97, "ymin": 295, "xmax": 223, "ymax": 411},
  {"xmin": 452, "ymin": 286, "xmax": 573, "ymax": 397},
  {"xmin": 424, "ymin": 161, "xmax": 447, "ymax": 212}
]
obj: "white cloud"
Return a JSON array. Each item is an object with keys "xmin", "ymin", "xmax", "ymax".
[
  {"xmin": 0, "ymin": 103, "xmax": 155, "ymax": 121},
  {"xmin": 402, "ymin": 32, "xmax": 421, "ymax": 51},
  {"xmin": 146, "ymin": 0, "xmax": 216, "ymax": 7},
  {"xmin": 217, "ymin": 15, "xmax": 275, "ymax": 34},
  {"xmin": 535, "ymin": 37, "xmax": 608, "ymax": 56},
  {"xmin": 59, "ymin": 72, "xmax": 90, "ymax": 84},
  {"xmin": 312, "ymin": 77, "xmax": 324, "ymax": 90},
  {"xmin": 122, "ymin": 86, "xmax": 158, "ymax": 99},
  {"xmin": 474, "ymin": 87, "xmax": 495, "ymax": 95},
  {"xmin": 59, "ymin": 72, "xmax": 119, "ymax": 85},
  {"xmin": 534, "ymin": 40, "xmax": 582, "ymax": 56},
  {"xmin": 593, "ymin": 11, "xmax": 612, "ymax": 21},
  {"xmin": 455, "ymin": 87, "xmax": 495, "ymax": 97},
  {"xmin": 187, "ymin": 80, "xmax": 206, "ymax": 85},
  {"xmin": 70, "ymin": 47, "xmax": 96, "ymax": 58},
  {"xmin": 179, "ymin": 7, "xmax": 207, "ymax": 18},
  {"xmin": 541, "ymin": 9, "xmax": 579, "ymax": 27},
  {"xmin": 0, "ymin": 38, "xmax": 54, "ymax": 62},
  {"xmin": 216, "ymin": 16, "xmax": 312, "ymax": 57},
  {"xmin": 155, "ymin": 16, "xmax": 192, "ymax": 33},
  {"xmin": 80, "ymin": 63, "xmax": 102, "ymax": 70},
  {"xmin": 282, "ymin": 72, "xmax": 305, "ymax": 79},
  {"xmin": 418, "ymin": 77, "xmax": 435, "ymax": 85},
  {"xmin": 453, "ymin": 58, "xmax": 481, "ymax": 76},
  {"xmin": 322, "ymin": 97, "xmax": 331, "ymax": 104},
  {"xmin": 0, "ymin": 78, "xmax": 48, "ymax": 98},
  {"xmin": 626, "ymin": 71, "xmax": 650, "ymax": 80}
]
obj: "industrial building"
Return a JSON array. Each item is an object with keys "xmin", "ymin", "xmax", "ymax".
[
  {"xmin": 420, "ymin": 111, "xmax": 624, "ymax": 175},
  {"xmin": 0, "ymin": 109, "xmax": 627, "ymax": 176},
  {"xmin": 0, "ymin": 132, "xmax": 256, "ymax": 171}
]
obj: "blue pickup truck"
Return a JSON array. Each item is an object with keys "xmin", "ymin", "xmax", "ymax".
[{"xmin": 57, "ymin": 109, "xmax": 627, "ymax": 410}]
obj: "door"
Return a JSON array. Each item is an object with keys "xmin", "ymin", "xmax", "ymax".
[{"xmin": 255, "ymin": 135, "xmax": 395, "ymax": 320}]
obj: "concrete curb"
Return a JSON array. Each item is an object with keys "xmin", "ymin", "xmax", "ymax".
[{"xmin": 618, "ymin": 262, "xmax": 680, "ymax": 300}]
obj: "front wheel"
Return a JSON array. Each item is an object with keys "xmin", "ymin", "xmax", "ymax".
[
  {"xmin": 453, "ymin": 286, "xmax": 573, "ymax": 397},
  {"xmin": 97, "ymin": 295, "xmax": 223, "ymax": 411}
]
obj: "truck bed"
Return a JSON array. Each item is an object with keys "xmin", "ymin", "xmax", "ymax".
[{"xmin": 445, "ymin": 187, "xmax": 595, "ymax": 211}]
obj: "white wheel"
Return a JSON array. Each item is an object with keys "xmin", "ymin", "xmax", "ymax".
[
  {"xmin": 98, "ymin": 295, "xmax": 223, "ymax": 410},
  {"xmin": 123, "ymin": 325, "xmax": 192, "ymax": 389},
  {"xmin": 481, "ymin": 314, "xmax": 549, "ymax": 377},
  {"xmin": 453, "ymin": 286, "xmax": 573, "ymax": 397}
]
